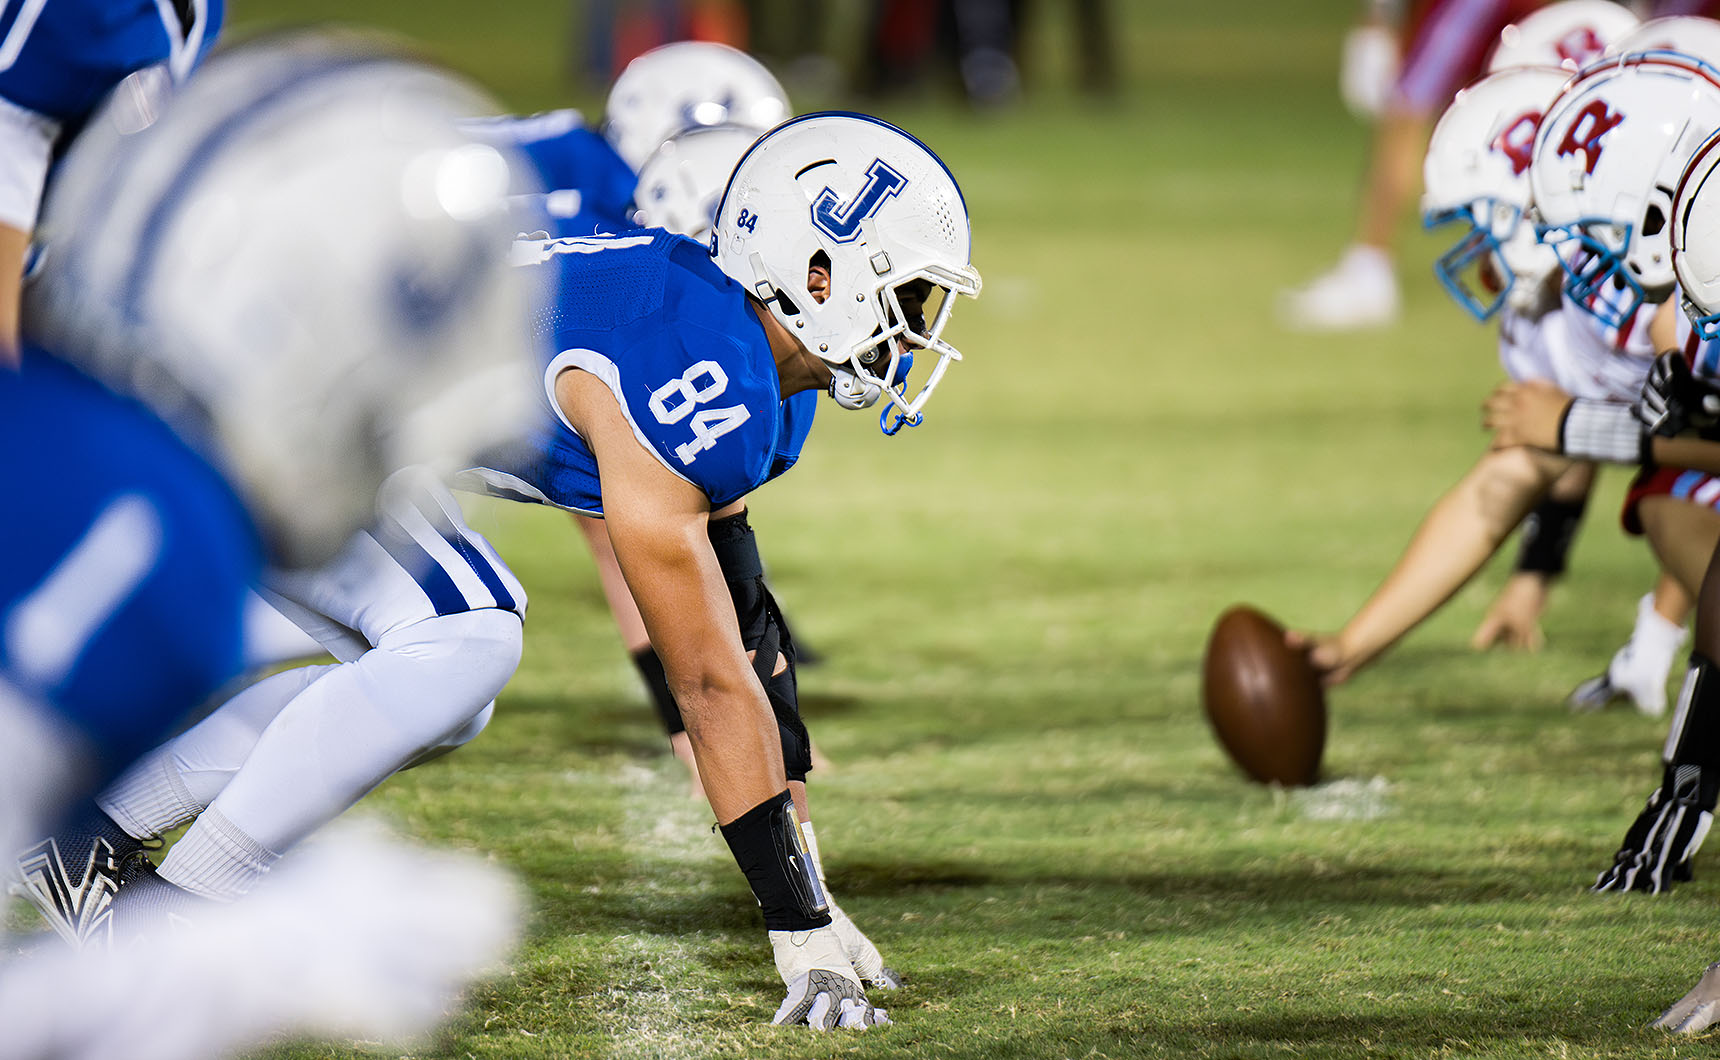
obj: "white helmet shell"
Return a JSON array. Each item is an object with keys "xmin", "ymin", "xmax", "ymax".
[
  {"xmin": 1611, "ymin": 16, "xmax": 1720, "ymax": 68},
  {"xmin": 1529, "ymin": 53, "xmax": 1720, "ymax": 323},
  {"xmin": 1489, "ymin": 0, "xmax": 1638, "ymax": 73},
  {"xmin": 604, "ymin": 42, "xmax": 790, "ymax": 171},
  {"xmin": 632, "ymin": 123, "xmax": 760, "ymax": 244},
  {"xmin": 711, "ymin": 112, "xmax": 981, "ymax": 430},
  {"xmin": 26, "ymin": 32, "xmax": 541, "ymax": 567},
  {"xmin": 1422, "ymin": 65, "xmax": 1571, "ymax": 318},
  {"xmin": 1673, "ymin": 128, "xmax": 1720, "ymax": 336}
]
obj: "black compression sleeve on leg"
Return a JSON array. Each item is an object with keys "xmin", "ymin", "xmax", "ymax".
[
  {"xmin": 1514, "ymin": 497, "xmax": 1587, "ymax": 577},
  {"xmin": 718, "ymin": 790, "xmax": 831, "ymax": 931},
  {"xmin": 630, "ymin": 645, "xmax": 685, "ymax": 735}
]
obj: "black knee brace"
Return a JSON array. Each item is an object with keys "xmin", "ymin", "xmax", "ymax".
[
  {"xmin": 631, "ymin": 645, "xmax": 686, "ymax": 735},
  {"xmin": 709, "ymin": 510, "xmax": 813, "ymax": 782}
]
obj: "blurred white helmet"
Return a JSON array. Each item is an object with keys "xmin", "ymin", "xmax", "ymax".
[
  {"xmin": 1422, "ymin": 65, "xmax": 1571, "ymax": 320},
  {"xmin": 712, "ymin": 112, "xmax": 981, "ymax": 433},
  {"xmin": 26, "ymin": 32, "xmax": 540, "ymax": 567},
  {"xmin": 1610, "ymin": 16, "xmax": 1720, "ymax": 69},
  {"xmin": 1673, "ymin": 128, "xmax": 1720, "ymax": 338},
  {"xmin": 1529, "ymin": 52, "xmax": 1720, "ymax": 328},
  {"xmin": 604, "ymin": 41, "xmax": 790, "ymax": 172},
  {"xmin": 632, "ymin": 123, "xmax": 759, "ymax": 244},
  {"xmin": 1489, "ymin": 0, "xmax": 1638, "ymax": 73}
]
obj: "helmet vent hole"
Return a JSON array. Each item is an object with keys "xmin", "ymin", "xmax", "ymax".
[{"xmin": 1644, "ymin": 204, "xmax": 1667, "ymax": 238}]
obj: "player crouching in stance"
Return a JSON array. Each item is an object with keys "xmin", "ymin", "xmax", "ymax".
[
  {"xmin": 1291, "ymin": 55, "xmax": 1703, "ymax": 709},
  {"xmin": 1488, "ymin": 125, "xmax": 1720, "ymax": 1032},
  {"xmin": 0, "ymin": 33, "xmax": 539, "ymax": 1056},
  {"xmin": 465, "ymin": 111, "xmax": 980, "ymax": 1027}
]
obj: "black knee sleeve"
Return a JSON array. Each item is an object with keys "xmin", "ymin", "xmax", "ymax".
[
  {"xmin": 1515, "ymin": 496, "xmax": 1587, "ymax": 577},
  {"xmin": 709, "ymin": 510, "xmax": 813, "ymax": 781},
  {"xmin": 630, "ymin": 645, "xmax": 686, "ymax": 735}
]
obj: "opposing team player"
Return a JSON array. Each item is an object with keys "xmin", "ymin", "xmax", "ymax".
[
  {"xmin": 0, "ymin": 0, "xmax": 221, "ymax": 363},
  {"xmin": 1482, "ymin": 127, "xmax": 1720, "ymax": 1028},
  {"xmin": 1479, "ymin": 63, "xmax": 1720, "ymax": 893},
  {"xmin": 1, "ymin": 32, "xmax": 538, "ymax": 1055},
  {"xmin": 1281, "ymin": 0, "xmax": 1632, "ymax": 331},
  {"xmin": 466, "ymin": 111, "xmax": 981, "ymax": 1027}
]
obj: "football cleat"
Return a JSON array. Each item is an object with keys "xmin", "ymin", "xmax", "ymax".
[
  {"xmin": 1278, "ymin": 245, "xmax": 1399, "ymax": 331},
  {"xmin": 11, "ymin": 816, "xmax": 156, "ymax": 949}
]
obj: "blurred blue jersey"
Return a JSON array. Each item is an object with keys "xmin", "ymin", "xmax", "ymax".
[
  {"xmin": 467, "ymin": 230, "xmax": 816, "ymax": 514},
  {"xmin": 463, "ymin": 109, "xmax": 638, "ymax": 238},
  {"xmin": 0, "ymin": 0, "xmax": 223, "ymax": 124},
  {"xmin": 0, "ymin": 350, "xmax": 259, "ymax": 777}
]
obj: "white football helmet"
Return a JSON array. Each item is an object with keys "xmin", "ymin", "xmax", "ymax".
[
  {"xmin": 1610, "ymin": 17, "xmax": 1720, "ymax": 69},
  {"xmin": 1673, "ymin": 128, "xmax": 1720, "ymax": 338},
  {"xmin": 1488, "ymin": 0, "xmax": 1638, "ymax": 73},
  {"xmin": 1422, "ymin": 65, "xmax": 1571, "ymax": 320},
  {"xmin": 26, "ymin": 32, "xmax": 540, "ymax": 567},
  {"xmin": 711, "ymin": 112, "xmax": 981, "ymax": 433},
  {"xmin": 632, "ymin": 123, "xmax": 759, "ymax": 244},
  {"xmin": 604, "ymin": 41, "xmax": 790, "ymax": 172},
  {"xmin": 1529, "ymin": 52, "xmax": 1720, "ymax": 328}
]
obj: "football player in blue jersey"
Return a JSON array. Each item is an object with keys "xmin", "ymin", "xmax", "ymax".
[
  {"xmin": 466, "ymin": 45, "xmax": 826, "ymax": 802},
  {"xmin": 465, "ymin": 111, "xmax": 982, "ymax": 1028},
  {"xmin": 1, "ymin": 32, "xmax": 539, "ymax": 1055},
  {"xmin": 0, "ymin": 0, "xmax": 222, "ymax": 364}
]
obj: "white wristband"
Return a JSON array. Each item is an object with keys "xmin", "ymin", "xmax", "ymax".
[{"xmin": 1560, "ymin": 399, "xmax": 1647, "ymax": 464}]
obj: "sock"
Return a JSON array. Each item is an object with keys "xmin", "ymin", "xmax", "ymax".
[{"xmin": 157, "ymin": 805, "xmax": 280, "ymax": 900}]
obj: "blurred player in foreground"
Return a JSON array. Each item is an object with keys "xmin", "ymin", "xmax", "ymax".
[
  {"xmin": 0, "ymin": 31, "xmax": 539, "ymax": 1059},
  {"xmin": 0, "ymin": 0, "xmax": 221, "ymax": 364},
  {"xmin": 465, "ymin": 110, "xmax": 981, "ymax": 1027}
]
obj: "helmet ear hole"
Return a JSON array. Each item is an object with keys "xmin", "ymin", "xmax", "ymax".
[{"xmin": 1644, "ymin": 200, "xmax": 1668, "ymax": 238}]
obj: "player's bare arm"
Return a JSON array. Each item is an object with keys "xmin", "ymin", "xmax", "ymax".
[{"xmin": 555, "ymin": 365, "xmax": 785, "ymax": 822}]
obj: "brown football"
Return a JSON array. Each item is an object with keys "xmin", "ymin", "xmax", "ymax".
[{"xmin": 1201, "ymin": 605, "xmax": 1326, "ymax": 786}]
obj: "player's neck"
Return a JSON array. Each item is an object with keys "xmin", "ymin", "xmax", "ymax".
[{"xmin": 748, "ymin": 298, "xmax": 832, "ymax": 398}]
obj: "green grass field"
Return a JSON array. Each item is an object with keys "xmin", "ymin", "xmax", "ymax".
[{"xmin": 29, "ymin": 1, "xmax": 1720, "ymax": 1056}]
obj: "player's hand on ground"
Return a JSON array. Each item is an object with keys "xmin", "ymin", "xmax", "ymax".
[
  {"xmin": 769, "ymin": 926, "xmax": 888, "ymax": 1029},
  {"xmin": 1654, "ymin": 961, "xmax": 1720, "ymax": 1033},
  {"xmin": 1592, "ymin": 767, "xmax": 1715, "ymax": 894},
  {"xmin": 1483, "ymin": 381, "xmax": 1571, "ymax": 452},
  {"xmin": 828, "ymin": 902, "xmax": 900, "ymax": 990},
  {"xmin": 772, "ymin": 968, "xmax": 890, "ymax": 1029},
  {"xmin": 1285, "ymin": 630, "xmax": 1355, "ymax": 688},
  {"xmin": 1469, "ymin": 573, "xmax": 1548, "ymax": 653}
]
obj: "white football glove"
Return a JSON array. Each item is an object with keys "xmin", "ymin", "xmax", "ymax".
[
  {"xmin": 828, "ymin": 901, "xmax": 901, "ymax": 990},
  {"xmin": 772, "ymin": 969, "xmax": 889, "ymax": 1031},
  {"xmin": 768, "ymin": 925, "xmax": 889, "ymax": 1030}
]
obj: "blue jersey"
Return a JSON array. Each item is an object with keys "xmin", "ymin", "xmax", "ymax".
[
  {"xmin": 468, "ymin": 230, "xmax": 816, "ymax": 515},
  {"xmin": 0, "ymin": 350, "xmax": 260, "ymax": 777},
  {"xmin": 463, "ymin": 109, "xmax": 637, "ymax": 238},
  {"xmin": 0, "ymin": 0, "xmax": 222, "ymax": 124}
]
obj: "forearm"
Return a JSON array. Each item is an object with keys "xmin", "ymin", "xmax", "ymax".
[
  {"xmin": 1651, "ymin": 436, "xmax": 1720, "ymax": 477},
  {"xmin": 1338, "ymin": 450, "xmax": 1557, "ymax": 670}
]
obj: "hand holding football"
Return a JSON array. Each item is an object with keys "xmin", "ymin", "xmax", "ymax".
[{"xmin": 1201, "ymin": 605, "xmax": 1326, "ymax": 786}]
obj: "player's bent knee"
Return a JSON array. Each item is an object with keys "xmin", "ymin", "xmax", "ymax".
[{"xmin": 374, "ymin": 608, "xmax": 523, "ymax": 739}]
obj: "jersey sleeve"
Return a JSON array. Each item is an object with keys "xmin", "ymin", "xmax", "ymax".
[{"xmin": 613, "ymin": 323, "xmax": 786, "ymax": 509}]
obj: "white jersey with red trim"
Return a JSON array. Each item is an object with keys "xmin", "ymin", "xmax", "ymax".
[{"xmin": 1496, "ymin": 290, "xmax": 1659, "ymax": 400}]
